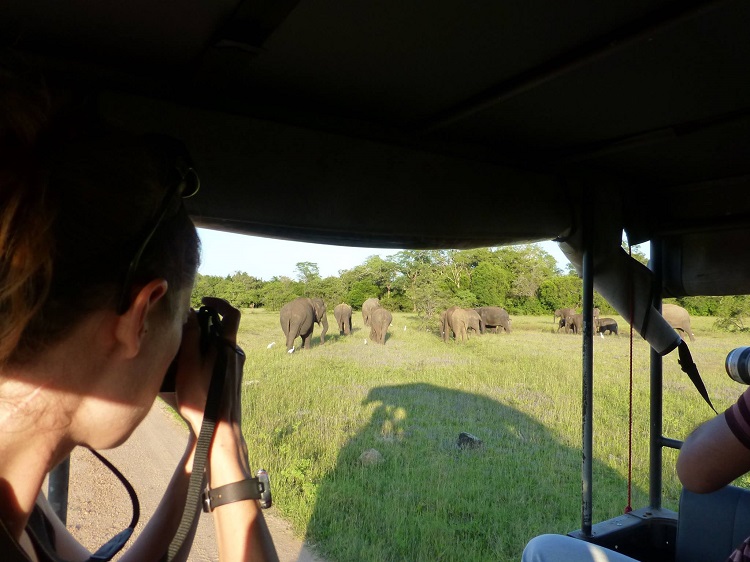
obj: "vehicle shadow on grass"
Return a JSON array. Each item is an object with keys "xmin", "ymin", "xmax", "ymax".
[{"xmin": 305, "ymin": 382, "xmax": 641, "ymax": 562}]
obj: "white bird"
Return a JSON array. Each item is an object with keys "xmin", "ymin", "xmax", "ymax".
[
  {"xmin": 267, "ymin": 342, "xmax": 276, "ymax": 349},
  {"xmin": 364, "ymin": 339, "xmax": 368, "ymax": 345},
  {"xmin": 287, "ymin": 346, "xmax": 295, "ymax": 354},
  {"xmin": 403, "ymin": 325, "xmax": 406, "ymax": 331}
]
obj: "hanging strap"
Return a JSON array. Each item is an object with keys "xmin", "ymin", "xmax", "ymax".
[
  {"xmin": 677, "ymin": 339, "xmax": 717, "ymax": 414},
  {"xmin": 165, "ymin": 310, "xmax": 230, "ymax": 561},
  {"xmin": 86, "ymin": 449, "xmax": 141, "ymax": 561}
]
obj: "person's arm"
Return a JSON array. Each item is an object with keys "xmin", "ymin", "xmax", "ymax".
[
  {"xmin": 208, "ymin": 419, "xmax": 278, "ymax": 561},
  {"xmin": 677, "ymin": 388, "xmax": 750, "ymax": 493},
  {"xmin": 176, "ymin": 297, "xmax": 279, "ymax": 562},
  {"xmin": 39, "ymin": 435, "xmax": 200, "ymax": 562},
  {"xmin": 118, "ymin": 434, "xmax": 200, "ymax": 562}
]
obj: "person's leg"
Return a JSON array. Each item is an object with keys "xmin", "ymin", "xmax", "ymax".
[{"xmin": 522, "ymin": 534, "xmax": 639, "ymax": 562}]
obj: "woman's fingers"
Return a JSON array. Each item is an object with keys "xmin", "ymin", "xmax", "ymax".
[{"xmin": 201, "ymin": 297, "xmax": 240, "ymax": 342}]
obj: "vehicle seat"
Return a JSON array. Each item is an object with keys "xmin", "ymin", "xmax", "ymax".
[{"xmin": 676, "ymin": 485, "xmax": 750, "ymax": 562}]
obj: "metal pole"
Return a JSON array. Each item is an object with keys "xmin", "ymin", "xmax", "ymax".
[
  {"xmin": 649, "ymin": 240, "xmax": 663, "ymax": 509},
  {"xmin": 48, "ymin": 457, "xmax": 70, "ymax": 524},
  {"xmin": 581, "ymin": 215, "xmax": 595, "ymax": 537}
]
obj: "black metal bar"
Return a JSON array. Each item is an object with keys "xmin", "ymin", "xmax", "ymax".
[
  {"xmin": 581, "ymin": 209, "xmax": 595, "ymax": 537},
  {"xmin": 659, "ymin": 437, "xmax": 683, "ymax": 450},
  {"xmin": 48, "ymin": 456, "xmax": 70, "ymax": 524},
  {"xmin": 649, "ymin": 240, "xmax": 663, "ymax": 510}
]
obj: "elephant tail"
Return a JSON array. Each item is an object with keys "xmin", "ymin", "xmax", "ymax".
[{"xmin": 283, "ymin": 318, "xmax": 295, "ymax": 350}]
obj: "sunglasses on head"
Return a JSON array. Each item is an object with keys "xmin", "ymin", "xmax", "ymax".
[{"xmin": 116, "ymin": 152, "xmax": 200, "ymax": 315}]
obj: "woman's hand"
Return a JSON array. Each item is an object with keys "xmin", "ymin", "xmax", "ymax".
[
  {"xmin": 200, "ymin": 297, "xmax": 252, "ymax": 485},
  {"xmin": 165, "ymin": 297, "xmax": 251, "ymax": 483},
  {"xmin": 167, "ymin": 298, "xmax": 241, "ymax": 435}
]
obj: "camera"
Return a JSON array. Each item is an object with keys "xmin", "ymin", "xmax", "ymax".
[
  {"xmin": 160, "ymin": 305, "xmax": 224, "ymax": 392},
  {"xmin": 726, "ymin": 346, "xmax": 750, "ymax": 385}
]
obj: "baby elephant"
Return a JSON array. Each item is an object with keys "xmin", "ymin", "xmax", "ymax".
[{"xmin": 596, "ymin": 318, "xmax": 618, "ymax": 336}]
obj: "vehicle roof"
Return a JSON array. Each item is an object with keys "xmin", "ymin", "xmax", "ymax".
[{"xmin": 4, "ymin": 0, "xmax": 750, "ymax": 294}]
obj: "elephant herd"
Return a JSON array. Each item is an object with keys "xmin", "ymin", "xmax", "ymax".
[
  {"xmin": 361, "ymin": 298, "xmax": 392, "ymax": 345},
  {"xmin": 556, "ymin": 307, "xmax": 620, "ymax": 336},
  {"xmin": 279, "ymin": 297, "xmax": 393, "ymax": 352},
  {"xmin": 278, "ymin": 298, "xmax": 696, "ymax": 351},
  {"xmin": 554, "ymin": 303, "xmax": 695, "ymax": 340},
  {"xmin": 440, "ymin": 306, "xmax": 512, "ymax": 343}
]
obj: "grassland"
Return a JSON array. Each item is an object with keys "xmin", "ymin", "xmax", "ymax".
[{"xmin": 236, "ymin": 310, "xmax": 749, "ymax": 562}]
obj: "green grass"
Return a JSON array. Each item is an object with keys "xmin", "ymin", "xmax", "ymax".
[{"xmin": 236, "ymin": 310, "xmax": 749, "ymax": 562}]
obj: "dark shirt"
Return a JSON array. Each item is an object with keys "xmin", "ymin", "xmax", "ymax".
[
  {"xmin": 722, "ymin": 388, "xmax": 750, "ymax": 562},
  {"xmin": 0, "ymin": 504, "xmax": 66, "ymax": 562}
]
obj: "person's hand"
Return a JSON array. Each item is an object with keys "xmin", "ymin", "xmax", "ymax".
[
  {"xmin": 199, "ymin": 297, "xmax": 252, "ymax": 485},
  {"xmin": 166, "ymin": 296, "xmax": 251, "ymax": 484},
  {"xmin": 166, "ymin": 297, "xmax": 242, "ymax": 437}
]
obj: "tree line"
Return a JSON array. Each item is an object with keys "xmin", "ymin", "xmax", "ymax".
[{"xmin": 191, "ymin": 244, "xmax": 750, "ymax": 331}]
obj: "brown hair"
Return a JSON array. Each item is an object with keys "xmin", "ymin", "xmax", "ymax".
[{"xmin": 0, "ymin": 53, "xmax": 201, "ymax": 365}]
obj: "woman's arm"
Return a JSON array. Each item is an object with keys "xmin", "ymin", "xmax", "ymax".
[
  {"xmin": 39, "ymin": 435, "xmax": 200, "ymax": 562},
  {"xmin": 118, "ymin": 434, "xmax": 200, "ymax": 562},
  {"xmin": 175, "ymin": 297, "xmax": 279, "ymax": 561},
  {"xmin": 677, "ymin": 403, "xmax": 750, "ymax": 493}
]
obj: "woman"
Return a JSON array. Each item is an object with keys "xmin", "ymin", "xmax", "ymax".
[{"xmin": 0, "ymin": 55, "xmax": 278, "ymax": 561}]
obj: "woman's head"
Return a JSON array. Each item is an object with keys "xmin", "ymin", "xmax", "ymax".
[{"xmin": 0, "ymin": 55, "xmax": 201, "ymax": 366}]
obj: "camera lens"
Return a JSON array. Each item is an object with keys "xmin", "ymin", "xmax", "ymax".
[{"xmin": 726, "ymin": 347, "xmax": 750, "ymax": 385}]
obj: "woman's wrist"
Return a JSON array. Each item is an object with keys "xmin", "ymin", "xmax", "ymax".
[{"xmin": 208, "ymin": 423, "xmax": 252, "ymax": 488}]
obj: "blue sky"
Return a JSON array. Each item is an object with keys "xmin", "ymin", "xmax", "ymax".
[{"xmin": 196, "ymin": 227, "xmax": 576, "ymax": 280}]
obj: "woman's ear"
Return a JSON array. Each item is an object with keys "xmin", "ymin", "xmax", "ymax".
[{"xmin": 114, "ymin": 279, "xmax": 169, "ymax": 358}]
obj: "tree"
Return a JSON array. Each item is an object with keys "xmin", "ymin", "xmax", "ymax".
[
  {"xmin": 392, "ymin": 250, "xmax": 440, "ymax": 313},
  {"xmin": 361, "ymin": 255, "xmax": 399, "ymax": 298},
  {"xmin": 346, "ymin": 281, "xmax": 380, "ymax": 310},
  {"xmin": 713, "ymin": 295, "xmax": 750, "ymax": 332},
  {"xmin": 263, "ymin": 278, "xmax": 299, "ymax": 310},
  {"xmin": 494, "ymin": 245, "xmax": 557, "ymax": 313},
  {"xmin": 622, "ymin": 238, "xmax": 650, "ymax": 266},
  {"xmin": 470, "ymin": 261, "xmax": 511, "ymax": 307},
  {"xmin": 295, "ymin": 262, "xmax": 320, "ymax": 284},
  {"xmin": 537, "ymin": 275, "xmax": 582, "ymax": 313},
  {"xmin": 435, "ymin": 250, "xmax": 472, "ymax": 291}
]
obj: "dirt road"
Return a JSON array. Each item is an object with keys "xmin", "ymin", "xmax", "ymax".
[{"xmin": 61, "ymin": 401, "xmax": 325, "ymax": 561}]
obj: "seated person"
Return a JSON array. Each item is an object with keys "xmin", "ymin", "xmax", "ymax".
[{"xmin": 522, "ymin": 384, "xmax": 750, "ymax": 561}]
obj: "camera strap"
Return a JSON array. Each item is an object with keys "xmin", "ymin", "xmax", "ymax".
[
  {"xmin": 85, "ymin": 450, "xmax": 141, "ymax": 561},
  {"xmin": 164, "ymin": 337, "xmax": 229, "ymax": 562},
  {"xmin": 677, "ymin": 339, "xmax": 717, "ymax": 414}
]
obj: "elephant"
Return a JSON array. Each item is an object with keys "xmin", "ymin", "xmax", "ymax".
[
  {"xmin": 279, "ymin": 297, "xmax": 329, "ymax": 351},
  {"xmin": 596, "ymin": 317, "xmax": 618, "ymax": 336},
  {"xmin": 440, "ymin": 305, "xmax": 461, "ymax": 342},
  {"xmin": 554, "ymin": 307, "xmax": 576, "ymax": 324},
  {"xmin": 559, "ymin": 310, "xmax": 576, "ymax": 333},
  {"xmin": 362, "ymin": 297, "xmax": 380, "ymax": 327},
  {"xmin": 564, "ymin": 313, "xmax": 584, "ymax": 334},
  {"xmin": 369, "ymin": 307, "xmax": 392, "ymax": 344},
  {"xmin": 465, "ymin": 309, "xmax": 484, "ymax": 336},
  {"xmin": 334, "ymin": 303, "xmax": 353, "ymax": 335},
  {"xmin": 475, "ymin": 306, "xmax": 511, "ymax": 334},
  {"xmin": 443, "ymin": 307, "xmax": 482, "ymax": 342},
  {"xmin": 662, "ymin": 303, "xmax": 695, "ymax": 342}
]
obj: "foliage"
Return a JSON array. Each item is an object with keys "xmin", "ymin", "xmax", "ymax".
[
  {"xmin": 189, "ymin": 245, "xmax": 745, "ymax": 325},
  {"xmin": 713, "ymin": 296, "xmax": 750, "ymax": 332},
  {"xmin": 470, "ymin": 261, "xmax": 511, "ymax": 307},
  {"xmin": 666, "ymin": 296, "xmax": 722, "ymax": 317},
  {"xmin": 536, "ymin": 274, "xmax": 581, "ymax": 313},
  {"xmin": 346, "ymin": 281, "xmax": 381, "ymax": 310},
  {"xmin": 261, "ymin": 278, "xmax": 299, "ymax": 311}
]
